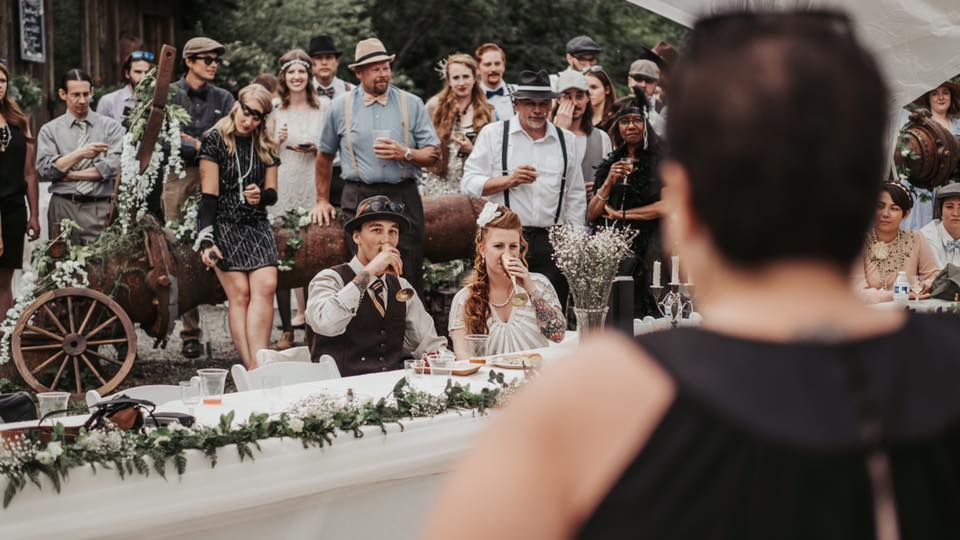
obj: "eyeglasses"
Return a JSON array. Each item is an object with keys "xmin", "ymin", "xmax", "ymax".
[
  {"xmin": 574, "ymin": 54, "xmax": 597, "ymax": 63},
  {"xmin": 581, "ymin": 65, "xmax": 607, "ymax": 74},
  {"xmin": 630, "ymin": 75, "xmax": 658, "ymax": 84},
  {"xmin": 130, "ymin": 51, "xmax": 156, "ymax": 62},
  {"xmin": 191, "ymin": 55, "xmax": 220, "ymax": 66},
  {"xmin": 239, "ymin": 102, "xmax": 267, "ymax": 121},
  {"xmin": 361, "ymin": 200, "xmax": 405, "ymax": 214},
  {"xmin": 617, "ymin": 117, "xmax": 645, "ymax": 127}
]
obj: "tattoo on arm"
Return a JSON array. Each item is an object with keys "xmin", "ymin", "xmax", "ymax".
[
  {"xmin": 352, "ymin": 271, "xmax": 371, "ymax": 291},
  {"xmin": 533, "ymin": 297, "xmax": 566, "ymax": 342}
]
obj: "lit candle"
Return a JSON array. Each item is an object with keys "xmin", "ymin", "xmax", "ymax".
[
  {"xmin": 671, "ymin": 255, "xmax": 680, "ymax": 285},
  {"xmin": 652, "ymin": 260, "xmax": 661, "ymax": 287}
]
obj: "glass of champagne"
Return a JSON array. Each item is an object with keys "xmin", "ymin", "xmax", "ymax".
[{"xmin": 911, "ymin": 277, "xmax": 924, "ymax": 306}]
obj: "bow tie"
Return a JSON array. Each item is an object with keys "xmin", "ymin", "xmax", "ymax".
[
  {"xmin": 363, "ymin": 93, "xmax": 388, "ymax": 107},
  {"xmin": 318, "ymin": 86, "xmax": 336, "ymax": 99},
  {"xmin": 485, "ymin": 87, "xmax": 505, "ymax": 98},
  {"xmin": 945, "ymin": 239, "xmax": 960, "ymax": 254}
]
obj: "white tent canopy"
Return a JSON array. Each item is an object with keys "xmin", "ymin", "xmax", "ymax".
[{"xmin": 630, "ymin": 0, "xmax": 960, "ymax": 109}]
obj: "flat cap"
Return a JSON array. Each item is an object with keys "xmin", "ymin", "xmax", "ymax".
[
  {"xmin": 629, "ymin": 59, "xmax": 660, "ymax": 80},
  {"xmin": 183, "ymin": 37, "xmax": 226, "ymax": 59},
  {"xmin": 566, "ymin": 35, "xmax": 602, "ymax": 55}
]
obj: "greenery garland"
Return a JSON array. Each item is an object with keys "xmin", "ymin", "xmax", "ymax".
[{"xmin": 0, "ymin": 371, "xmax": 522, "ymax": 508}]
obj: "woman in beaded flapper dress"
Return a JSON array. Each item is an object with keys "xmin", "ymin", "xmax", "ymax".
[
  {"xmin": 195, "ymin": 84, "xmax": 280, "ymax": 369},
  {"xmin": 852, "ymin": 182, "xmax": 940, "ymax": 303},
  {"xmin": 266, "ymin": 49, "xmax": 327, "ymax": 349}
]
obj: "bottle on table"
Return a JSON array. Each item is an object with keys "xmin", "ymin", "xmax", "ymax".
[{"xmin": 892, "ymin": 271, "xmax": 910, "ymax": 305}]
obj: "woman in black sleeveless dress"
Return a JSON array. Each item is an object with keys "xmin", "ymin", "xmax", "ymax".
[
  {"xmin": 195, "ymin": 84, "xmax": 280, "ymax": 369},
  {"xmin": 0, "ymin": 62, "xmax": 41, "ymax": 322},
  {"xmin": 423, "ymin": 9, "xmax": 960, "ymax": 540}
]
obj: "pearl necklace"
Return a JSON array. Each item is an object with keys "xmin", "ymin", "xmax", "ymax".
[{"xmin": 489, "ymin": 285, "xmax": 516, "ymax": 308}]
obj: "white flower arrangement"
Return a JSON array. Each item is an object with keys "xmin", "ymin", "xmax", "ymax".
[
  {"xmin": 549, "ymin": 225, "xmax": 636, "ymax": 309},
  {"xmin": 475, "ymin": 202, "xmax": 502, "ymax": 228}
]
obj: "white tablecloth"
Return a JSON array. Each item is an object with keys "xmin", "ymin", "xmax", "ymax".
[
  {"xmin": 0, "ymin": 334, "xmax": 578, "ymax": 540},
  {"xmin": 872, "ymin": 298, "xmax": 958, "ymax": 313}
]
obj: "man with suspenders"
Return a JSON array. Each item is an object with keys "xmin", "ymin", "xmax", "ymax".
[
  {"xmin": 461, "ymin": 70, "xmax": 587, "ymax": 308},
  {"xmin": 312, "ymin": 38, "xmax": 440, "ymax": 295}
]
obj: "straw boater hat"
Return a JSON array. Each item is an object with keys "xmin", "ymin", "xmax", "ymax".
[
  {"xmin": 343, "ymin": 196, "xmax": 411, "ymax": 234},
  {"xmin": 348, "ymin": 38, "xmax": 395, "ymax": 70},
  {"xmin": 934, "ymin": 183, "xmax": 960, "ymax": 220}
]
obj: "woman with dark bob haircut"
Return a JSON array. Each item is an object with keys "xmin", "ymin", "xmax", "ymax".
[{"xmin": 424, "ymin": 9, "xmax": 960, "ymax": 540}]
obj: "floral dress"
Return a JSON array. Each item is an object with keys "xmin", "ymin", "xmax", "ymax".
[{"xmin": 199, "ymin": 130, "xmax": 279, "ymax": 271}]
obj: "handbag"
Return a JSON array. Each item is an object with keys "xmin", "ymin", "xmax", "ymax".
[{"xmin": 0, "ymin": 391, "xmax": 38, "ymax": 423}]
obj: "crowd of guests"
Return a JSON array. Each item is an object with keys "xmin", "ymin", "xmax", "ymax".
[{"xmin": 0, "ymin": 25, "xmax": 957, "ymax": 374}]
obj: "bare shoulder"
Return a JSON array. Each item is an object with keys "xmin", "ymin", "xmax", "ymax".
[{"xmin": 422, "ymin": 332, "xmax": 675, "ymax": 540}]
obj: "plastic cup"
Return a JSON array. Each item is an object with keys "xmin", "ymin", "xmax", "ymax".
[
  {"xmin": 404, "ymin": 359, "xmax": 424, "ymax": 380},
  {"xmin": 37, "ymin": 391, "xmax": 70, "ymax": 419},
  {"xmin": 426, "ymin": 349, "xmax": 456, "ymax": 376},
  {"xmin": 372, "ymin": 129, "xmax": 392, "ymax": 142},
  {"xmin": 197, "ymin": 368, "xmax": 228, "ymax": 406},
  {"xmin": 463, "ymin": 334, "xmax": 489, "ymax": 364}
]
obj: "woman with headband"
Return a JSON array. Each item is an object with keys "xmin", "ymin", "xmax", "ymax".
[
  {"xmin": 195, "ymin": 83, "xmax": 280, "ymax": 369},
  {"xmin": 266, "ymin": 48, "xmax": 326, "ymax": 349},
  {"xmin": 852, "ymin": 181, "xmax": 941, "ymax": 303}
]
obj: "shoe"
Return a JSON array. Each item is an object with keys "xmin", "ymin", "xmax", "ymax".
[
  {"xmin": 182, "ymin": 339, "xmax": 202, "ymax": 359},
  {"xmin": 276, "ymin": 330, "xmax": 295, "ymax": 351}
]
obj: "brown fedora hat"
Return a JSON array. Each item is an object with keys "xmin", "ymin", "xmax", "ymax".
[{"xmin": 348, "ymin": 38, "xmax": 396, "ymax": 70}]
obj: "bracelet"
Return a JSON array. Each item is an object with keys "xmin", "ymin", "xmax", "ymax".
[{"xmin": 596, "ymin": 192, "xmax": 609, "ymax": 202}]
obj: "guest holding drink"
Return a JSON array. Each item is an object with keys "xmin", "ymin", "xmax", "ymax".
[
  {"xmin": 195, "ymin": 84, "xmax": 280, "ymax": 369},
  {"xmin": 852, "ymin": 181, "xmax": 940, "ymax": 303},
  {"xmin": 587, "ymin": 104, "xmax": 665, "ymax": 316},
  {"xmin": 448, "ymin": 203, "xmax": 565, "ymax": 358}
]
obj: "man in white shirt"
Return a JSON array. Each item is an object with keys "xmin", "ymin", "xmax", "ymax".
[
  {"xmin": 305, "ymin": 196, "xmax": 445, "ymax": 376},
  {"xmin": 920, "ymin": 183, "xmax": 960, "ymax": 267},
  {"xmin": 462, "ymin": 70, "xmax": 587, "ymax": 307},
  {"xmin": 475, "ymin": 42, "xmax": 514, "ymax": 120},
  {"xmin": 308, "ymin": 34, "xmax": 353, "ymax": 207}
]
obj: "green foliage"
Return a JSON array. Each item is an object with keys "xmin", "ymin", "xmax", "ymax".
[{"xmin": 8, "ymin": 75, "xmax": 44, "ymax": 112}]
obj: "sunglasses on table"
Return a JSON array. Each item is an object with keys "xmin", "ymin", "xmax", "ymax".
[
  {"xmin": 191, "ymin": 55, "xmax": 221, "ymax": 66},
  {"xmin": 130, "ymin": 50, "xmax": 156, "ymax": 62},
  {"xmin": 239, "ymin": 102, "xmax": 268, "ymax": 121},
  {"xmin": 361, "ymin": 201, "xmax": 405, "ymax": 214}
]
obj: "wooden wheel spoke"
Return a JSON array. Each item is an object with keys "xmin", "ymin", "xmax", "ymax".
[
  {"xmin": 21, "ymin": 343, "xmax": 66, "ymax": 352},
  {"xmin": 50, "ymin": 356, "xmax": 70, "ymax": 391},
  {"xmin": 41, "ymin": 305, "xmax": 70, "ymax": 336},
  {"xmin": 85, "ymin": 347, "xmax": 125, "ymax": 366},
  {"xmin": 73, "ymin": 356, "xmax": 82, "ymax": 395},
  {"xmin": 30, "ymin": 350, "xmax": 65, "ymax": 375},
  {"xmin": 67, "ymin": 296, "xmax": 76, "ymax": 333},
  {"xmin": 79, "ymin": 353, "xmax": 107, "ymax": 386},
  {"xmin": 85, "ymin": 315, "xmax": 119, "ymax": 340},
  {"xmin": 26, "ymin": 324, "xmax": 63, "ymax": 342},
  {"xmin": 85, "ymin": 338, "xmax": 128, "ymax": 346},
  {"xmin": 77, "ymin": 299, "xmax": 99, "ymax": 335}
]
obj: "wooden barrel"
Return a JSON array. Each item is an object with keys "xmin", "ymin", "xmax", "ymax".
[{"xmin": 895, "ymin": 109, "xmax": 960, "ymax": 189}]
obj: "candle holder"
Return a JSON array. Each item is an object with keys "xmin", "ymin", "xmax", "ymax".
[{"xmin": 654, "ymin": 283, "xmax": 696, "ymax": 328}]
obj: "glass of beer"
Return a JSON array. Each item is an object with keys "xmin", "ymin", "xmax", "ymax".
[{"xmin": 197, "ymin": 368, "xmax": 228, "ymax": 406}]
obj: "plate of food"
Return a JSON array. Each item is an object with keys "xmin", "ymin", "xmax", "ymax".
[
  {"xmin": 451, "ymin": 361, "xmax": 482, "ymax": 376},
  {"xmin": 490, "ymin": 352, "xmax": 543, "ymax": 370}
]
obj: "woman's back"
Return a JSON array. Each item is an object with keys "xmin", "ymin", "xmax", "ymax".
[{"xmin": 577, "ymin": 313, "xmax": 960, "ymax": 539}]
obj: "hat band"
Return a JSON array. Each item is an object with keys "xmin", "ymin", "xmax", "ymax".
[
  {"xmin": 514, "ymin": 85, "xmax": 553, "ymax": 92},
  {"xmin": 353, "ymin": 51, "xmax": 392, "ymax": 64}
]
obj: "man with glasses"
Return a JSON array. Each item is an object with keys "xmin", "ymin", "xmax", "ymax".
[
  {"xmin": 305, "ymin": 195, "xmax": 445, "ymax": 375},
  {"xmin": 165, "ymin": 36, "xmax": 235, "ymax": 359},
  {"xmin": 551, "ymin": 35, "xmax": 602, "ymax": 92},
  {"xmin": 626, "ymin": 59, "xmax": 666, "ymax": 137},
  {"xmin": 96, "ymin": 50, "xmax": 155, "ymax": 126},
  {"xmin": 462, "ymin": 69, "xmax": 587, "ymax": 308}
]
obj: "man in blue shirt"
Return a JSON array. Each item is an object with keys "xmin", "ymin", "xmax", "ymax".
[{"xmin": 312, "ymin": 37, "xmax": 439, "ymax": 294}]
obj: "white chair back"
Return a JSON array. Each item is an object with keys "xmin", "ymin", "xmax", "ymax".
[
  {"xmin": 232, "ymin": 354, "xmax": 340, "ymax": 392},
  {"xmin": 85, "ymin": 384, "xmax": 184, "ymax": 408},
  {"xmin": 256, "ymin": 346, "xmax": 311, "ymax": 365}
]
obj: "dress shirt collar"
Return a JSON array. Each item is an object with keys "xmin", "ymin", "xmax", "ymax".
[
  {"xmin": 939, "ymin": 220, "xmax": 960, "ymax": 244},
  {"xmin": 480, "ymin": 82, "xmax": 506, "ymax": 93},
  {"xmin": 66, "ymin": 110, "xmax": 93, "ymax": 128},
  {"xmin": 508, "ymin": 116, "xmax": 560, "ymax": 143},
  {"xmin": 361, "ymin": 86, "xmax": 389, "ymax": 107}
]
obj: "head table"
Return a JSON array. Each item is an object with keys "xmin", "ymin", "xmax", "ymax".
[{"xmin": 1, "ymin": 334, "xmax": 578, "ymax": 540}]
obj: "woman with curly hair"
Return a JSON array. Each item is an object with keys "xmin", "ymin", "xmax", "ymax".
[
  {"xmin": 425, "ymin": 54, "xmax": 495, "ymax": 189},
  {"xmin": 448, "ymin": 203, "xmax": 566, "ymax": 358},
  {"xmin": 195, "ymin": 83, "xmax": 280, "ymax": 368}
]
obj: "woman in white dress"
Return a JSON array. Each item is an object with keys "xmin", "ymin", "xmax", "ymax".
[
  {"xmin": 266, "ymin": 49, "xmax": 326, "ymax": 349},
  {"xmin": 448, "ymin": 203, "xmax": 566, "ymax": 358}
]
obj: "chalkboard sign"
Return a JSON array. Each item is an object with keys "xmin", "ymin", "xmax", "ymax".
[{"xmin": 18, "ymin": 0, "xmax": 46, "ymax": 63}]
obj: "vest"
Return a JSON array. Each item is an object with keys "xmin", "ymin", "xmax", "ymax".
[
  {"xmin": 581, "ymin": 129, "xmax": 605, "ymax": 185},
  {"xmin": 306, "ymin": 264, "xmax": 407, "ymax": 377}
]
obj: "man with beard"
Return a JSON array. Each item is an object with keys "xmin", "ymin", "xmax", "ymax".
[
  {"xmin": 626, "ymin": 59, "xmax": 666, "ymax": 137},
  {"xmin": 552, "ymin": 70, "xmax": 612, "ymax": 195},
  {"xmin": 312, "ymin": 38, "xmax": 439, "ymax": 295},
  {"xmin": 461, "ymin": 69, "xmax": 587, "ymax": 307},
  {"xmin": 96, "ymin": 50, "xmax": 154, "ymax": 126},
  {"xmin": 475, "ymin": 42, "xmax": 513, "ymax": 120},
  {"xmin": 165, "ymin": 36, "xmax": 234, "ymax": 359}
]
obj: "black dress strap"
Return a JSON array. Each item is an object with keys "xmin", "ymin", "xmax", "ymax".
[{"xmin": 501, "ymin": 119, "xmax": 510, "ymax": 208}]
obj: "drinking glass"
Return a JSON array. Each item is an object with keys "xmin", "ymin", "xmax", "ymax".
[
  {"xmin": 404, "ymin": 359, "xmax": 424, "ymax": 380},
  {"xmin": 197, "ymin": 368, "xmax": 228, "ymax": 406},
  {"xmin": 427, "ymin": 349, "xmax": 456, "ymax": 376},
  {"xmin": 37, "ymin": 391, "xmax": 70, "ymax": 419},
  {"xmin": 911, "ymin": 278, "xmax": 924, "ymax": 306},
  {"xmin": 180, "ymin": 379, "xmax": 201, "ymax": 414},
  {"xmin": 464, "ymin": 334, "xmax": 489, "ymax": 364},
  {"xmin": 262, "ymin": 376, "xmax": 283, "ymax": 413}
]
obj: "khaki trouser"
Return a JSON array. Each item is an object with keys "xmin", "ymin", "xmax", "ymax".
[
  {"xmin": 47, "ymin": 195, "xmax": 111, "ymax": 246},
  {"xmin": 162, "ymin": 166, "xmax": 202, "ymax": 340}
]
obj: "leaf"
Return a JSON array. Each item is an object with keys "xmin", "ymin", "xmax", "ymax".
[
  {"xmin": 219, "ymin": 411, "xmax": 236, "ymax": 433},
  {"xmin": 3, "ymin": 479, "xmax": 18, "ymax": 508},
  {"xmin": 174, "ymin": 453, "xmax": 187, "ymax": 475},
  {"xmin": 39, "ymin": 465, "xmax": 62, "ymax": 493}
]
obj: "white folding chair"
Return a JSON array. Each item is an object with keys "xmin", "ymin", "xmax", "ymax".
[
  {"xmin": 231, "ymin": 353, "xmax": 340, "ymax": 392},
  {"xmin": 256, "ymin": 346, "xmax": 311, "ymax": 365},
  {"xmin": 85, "ymin": 384, "xmax": 183, "ymax": 408}
]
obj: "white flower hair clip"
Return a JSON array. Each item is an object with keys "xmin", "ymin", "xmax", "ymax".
[{"xmin": 476, "ymin": 202, "xmax": 502, "ymax": 228}]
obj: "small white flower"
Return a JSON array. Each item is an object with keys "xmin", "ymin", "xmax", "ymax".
[
  {"xmin": 35, "ymin": 450, "xmax": 54, "ymax": 465},
  {"xmin": 475, "ymin": 202, "xmax": 502, "ymax": 228},
  {"xmin": 46, "ymin": 442, "xmax": 63, "ymax": 459},
  {"xmin": 288, "ymin": 418, "xmax": 305, "ymax": 433},
  {"xmin": 153, "ymin": 435, "xmax": 170, "ymax": 445},
  {"xmin": 167, "ymin": 421, "xmax": 184, "ymax": 432}
]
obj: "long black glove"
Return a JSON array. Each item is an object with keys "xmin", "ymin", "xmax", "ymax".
[{"xmin": 193, "ymin": 192, "xmax": 218, "ymax": 252}]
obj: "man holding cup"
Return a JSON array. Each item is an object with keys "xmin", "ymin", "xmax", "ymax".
[
  {"xmin": 312, "ymin": 37, "xmax": 440, "ymax": 294},
  {"xmin": 461, "ymin": 69, "xmax": 587, "ymax": 307}
]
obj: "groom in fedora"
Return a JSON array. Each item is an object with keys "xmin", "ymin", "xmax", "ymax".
[{"xmin": 312, "ymin": 37, "xmax": 440, "ymax": 295}]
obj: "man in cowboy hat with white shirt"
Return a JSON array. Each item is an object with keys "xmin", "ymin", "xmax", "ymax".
[
  {"xmin": 311, "ymin": 37, "xmax": 440, "ymax": 295},
  {"xmin": 461, "ymin": 69, "xmax": 587, "ymax": 308}
]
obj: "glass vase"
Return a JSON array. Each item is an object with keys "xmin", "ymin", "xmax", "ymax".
[{"xmin": 574, "ymin": 307, "xmax": 608, "ymax": 340}]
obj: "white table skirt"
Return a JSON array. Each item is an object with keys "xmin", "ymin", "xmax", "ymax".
[
  {"xmin": 872, "ymin": 298, "xmax": 958, "ymax": 313},
  {"xmin": 0, "ymin": 334, "xmax": 578, "ymax": 540}
]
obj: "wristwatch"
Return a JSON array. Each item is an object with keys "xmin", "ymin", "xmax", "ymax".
[{"xmin": 403, "ymin": 147, "xmax": 414, "ymax": 162}]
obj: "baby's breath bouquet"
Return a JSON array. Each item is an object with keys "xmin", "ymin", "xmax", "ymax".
[{"xmin": 549, "ymin": 226, "xmax": 636, "ymax": 310}]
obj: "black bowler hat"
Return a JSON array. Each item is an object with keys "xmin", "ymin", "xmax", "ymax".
[
  {"xmin": 344, "ymin": 196, "xmax": 411, "ymax": 234},
  {"xmin": 308, "ymin": 35, "xmax": 342, "ymax": 58},
  {"xmin": 510, "ymin": 70, "xmax": 559, "ymax": 101}
]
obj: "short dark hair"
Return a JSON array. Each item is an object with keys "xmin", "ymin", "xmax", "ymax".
[
  {"xmin": 59, "ymin": 68, "xmax": 92, "ymax": 91},
  {"xmin": 880, "ymin": 182, "xmax": 914, "ymax": 214},
  {"xmin": 667, "ymin": 10, "xmax": 889, "ymax": 269}
]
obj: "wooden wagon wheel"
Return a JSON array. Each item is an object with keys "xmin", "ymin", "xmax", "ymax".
[{"xmin": 11, "ymin": 287, "xmax": 137, "ymax": 399}]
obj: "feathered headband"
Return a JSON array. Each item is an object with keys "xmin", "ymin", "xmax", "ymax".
[{"xmin": 476, "ymin": 202, "xmax": 502, "ymax": 228}]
